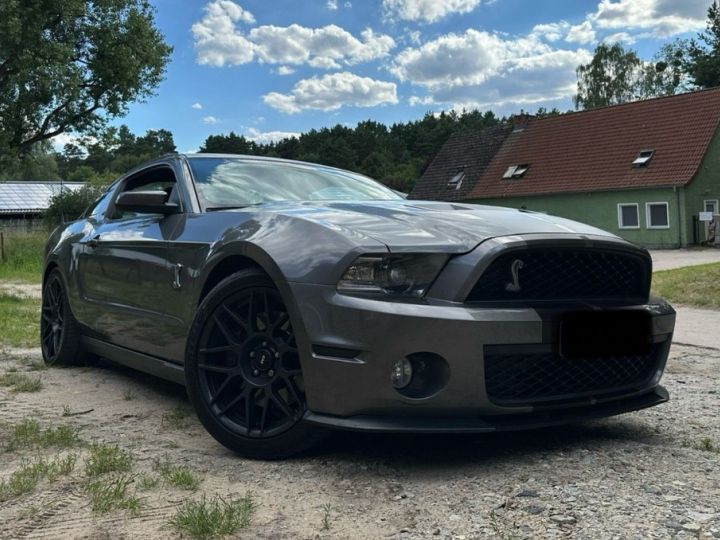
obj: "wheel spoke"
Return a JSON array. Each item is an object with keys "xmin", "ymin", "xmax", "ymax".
[
  {"xmin": 270, "ymin": 389, "xmax": 293, "ymax": 420},
  {"xmin": 209, "ymin": 374, "xmax": 236, "ymax": 405},
  {"xmin": 218, "ymin": 392, "xmax": 244, "ymax": 417},
  {"xmin": 244, "ymin": 391, "xmax": 254, "ymax": 434},
  {"xmin": 199, "ymin": 345, "xmax": 234, "ymax": 355},
  {"xmin": 222, "ymin": 304, "xmax": 249, "ymax": 334},
  {"xmin": 283, "ymin": 376, "xmax": 302, "ymax": 406},
  {"xmin": 259, "ymin": 393, "xmax": 270, "ymax": 434},
  {"xmin": 213, "ymin": 314, "xmax": 239, "ymax": 346}
]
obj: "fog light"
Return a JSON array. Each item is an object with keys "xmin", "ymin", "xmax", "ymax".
[{"xmin": 391, "ymin": 358, "xmax": 413, "ymax": 389}]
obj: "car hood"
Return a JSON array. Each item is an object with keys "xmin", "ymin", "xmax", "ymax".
[{"xmin": 257, "ymin": 200, "xmax": 617, "ymax": 253}]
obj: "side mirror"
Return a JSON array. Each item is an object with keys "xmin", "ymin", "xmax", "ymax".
[{"xmin": 115, "ymin": 190, "xmax": 179, "ymax": 215}]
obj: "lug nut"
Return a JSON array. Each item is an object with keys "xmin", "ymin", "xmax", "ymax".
[
  {"xmin": 262, "ymin": 341, "xmax": 267, "ymax": 347},
  {"xmin": 249, "ymin": 351, "xmax": 255, "ymax": 358},
  {"xmin": 274, "ymin": 352, "xmax": 280, "ymax": 358},
  {"xmin": 268, "ymin": 369, "xmax": 275, "ymax": 377},
  {"xmin": 252, "ymin": 369, "xmax": 259, "ymax": 376}
]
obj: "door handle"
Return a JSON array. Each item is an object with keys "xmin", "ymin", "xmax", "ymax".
[{"xmin": 86, "ymin": 235, "xmax": 101, "ymax": 249}]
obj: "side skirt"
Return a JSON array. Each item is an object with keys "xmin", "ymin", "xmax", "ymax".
[{"xmin": 82, "ymin": 337, "xmax": 186, "ymax": 386}]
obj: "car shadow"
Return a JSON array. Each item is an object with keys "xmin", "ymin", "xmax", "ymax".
[{"xmin": 88, "ymin": 358, "xmax": 667, "ymax": 468}]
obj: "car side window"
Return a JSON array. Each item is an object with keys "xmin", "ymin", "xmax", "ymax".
[
  {"xmin": 109, "ymin": 166, "xmax": 178, "ymax": 220},
  {"xmin": 86, "ymin": 187, "xmax": 116, "ymax": 220}
]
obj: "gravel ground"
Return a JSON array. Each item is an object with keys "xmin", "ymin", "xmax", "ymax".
[{"xmin": 0, "ymin": 344, "xmax": 718, "ymax": 539}]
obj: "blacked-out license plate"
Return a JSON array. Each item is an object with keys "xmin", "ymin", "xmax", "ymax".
[{"xmin": 559, "ymin": 311, "xmax": 652, "ymax": 359}]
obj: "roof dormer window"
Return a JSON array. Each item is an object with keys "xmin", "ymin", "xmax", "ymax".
[
  {"xmin": 447, "ymin": 170, "xmax": 465, "ymax": 190},
  {"xmin": 502, "ymin": 164, "xmax": 530, "ymax": 180},
  {"xmin": 633, "ymin": 150, "xmax": 655, "ymax": 168}
]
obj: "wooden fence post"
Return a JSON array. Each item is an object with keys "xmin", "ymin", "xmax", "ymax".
[{"xmin": 0, "ymin": 231, "xmax": 5, "ymax": 263}]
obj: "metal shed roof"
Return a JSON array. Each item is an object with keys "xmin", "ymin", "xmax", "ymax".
[{"xmin": 0, "ymin": 182, "xmax": 85, "ymax": 215}]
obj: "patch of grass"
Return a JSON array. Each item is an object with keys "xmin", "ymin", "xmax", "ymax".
[
  {"xmin": 684, "ymin": 437, "xmax": 720, "ymax": 454},
  {"xmin": 7, "ymin": 419, "xmax": 81, "ymax": 451},
  {"xmin": 137, "ymin": 474, "xmax": 160, "ymax": 491},
  {"xmin": 0, "ymin": 454, "xmax": 76, "ymax": 502},
  {"xmin": 321, "ymin": 503, "xmax": 333, "ymax": 531},
  {"xmin": 0, "ymin": 371, "xmax": 42, "ymax": 392},
  {"xmin": 156, "ymin": 460, "xmax": 201, "ymax": 491},
  {"xmin": 85, "ymin": 444, "xmax": 133, "ymax": 477},
  {"xmin": 123, "ymin": 389, "xmax": 137, "ymax": 401},
  {"xmin": 161, "ymin": 404, "xmax": 193, "ymax": 429},
  {"xmin": 24, "ymin": 359, "xmax": 48, "ymax": 372},
  {"xmin": 171, "ymin": 494, "xmax": 255, "ymax": 539},
  {"xmin": 86, "ymin": 475, "xmax": 141, "ymax": 514},
  {"xmin": 652, "ymin": 262, "xmax": 720, "ymax": 309},
  {"xmin": 0, "ymin": 232, "xmax": 46, "ymax": 282},
  {"xmin": 0, "ymin": 293, "xmax": 40, "ymax": 348}
]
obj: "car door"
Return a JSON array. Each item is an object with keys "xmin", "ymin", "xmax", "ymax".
[{"xmin": 75, "ymin": 162, "xmax": 194, "ymax": 361}]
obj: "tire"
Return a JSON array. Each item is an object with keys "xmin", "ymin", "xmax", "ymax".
[
  {"xmin": 41, "ymin": 269, "xmax": 93, "ymax": 366},
  {"xmin": 185, "ymin": 269, "xmax": 327, "ymax": 459}
]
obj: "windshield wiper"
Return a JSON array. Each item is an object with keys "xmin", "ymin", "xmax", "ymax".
[{"xmin": 205, "ymin": 204, "xmax": 259, "ymax": 212}]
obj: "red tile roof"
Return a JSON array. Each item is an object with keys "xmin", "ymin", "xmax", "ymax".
[{"xmin": 467, "ymin": 88, "xmax": 720, "ymax": 200}]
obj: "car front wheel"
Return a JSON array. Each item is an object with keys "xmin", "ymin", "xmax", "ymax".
[{"xmin": 185, "ymin": 269, "xmax": 326, "ymax": 459}]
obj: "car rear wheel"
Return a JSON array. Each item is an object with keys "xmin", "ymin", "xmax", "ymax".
[
  {"xmin": 185, "ymin": 269, "xmax": 326, "ymax": 459},
  {"xmin": 41, "ymin": 269, "xmax": 91, "ymax": 366}
]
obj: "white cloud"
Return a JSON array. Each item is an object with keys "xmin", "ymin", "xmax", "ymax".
[
  {"xmin": 191, "ymin": 102, "xmax": 203, "ymax": 109},
  {"xmin": 192, "ymin": 1, "xmax": 256, "ymax": 66},
  {"xmin": 391, "ymin": 29, "xmax": 592, "ymax": 110},
  {"xmin": 51, "ymin": 132, "xmax": 90, "ymax": 153},
  {"xmin": 327, "ymin": 0, "xmax": 338, "ymax": 10},
  {"xmin": 602, "ymin": 31, "xmax": 636, "ymax": 44},
  {"xmin": 590, "ymin": 0, "xmax": 706, "ymax": 37},
  {"xmin": 246, "ymin": 127, "xmax": 301, "ymax": 143},
  {"xmin": 382, "ymin": 0, "xmax": 483, "ymax": 23},
  {"xmin": 275, "ymin": 66, "xmax": 295, "ymax": 75},
  {"xmin": 566, "ymin": 21, "xmax": 596, "ymax": 44},
  {"xmin": 192, "ymin": 1, "xmax": 394, "ymax": 68},
  {"xmin": 263, "ymin": 72, "xmax": 398, "ymax": 113},
  {"xmin": 248, "ymin": 25, "xmax": 394, "ymax": 68},
  {"xmin": 531, "ymin": 21, "xmax": 571, "ymax": 42},
  {"xmin": 203, "ymin": 115, "xmax": 220, "ymax": 125}
]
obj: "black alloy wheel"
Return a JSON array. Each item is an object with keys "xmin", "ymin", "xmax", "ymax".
[{"xmin": 185, "ymin": 269, "xmax": 326, "ymax": 459}]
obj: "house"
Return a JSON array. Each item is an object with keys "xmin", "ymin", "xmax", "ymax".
[
  {"xmin": 0, "ymin": 181, "xmax": 84, "ymax": 232},
  {"xmin": 409, "ymin": 88, "xmax": 720, "ymax": 248}
]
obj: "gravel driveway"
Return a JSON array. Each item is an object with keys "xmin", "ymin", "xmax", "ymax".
[
  {"xmin": 0, "ymin": 343, "xmax": 718, "ymax": 539},
  {"xmin": 650, "ymin": 249, "xmax": 720, "ymax": 271}
]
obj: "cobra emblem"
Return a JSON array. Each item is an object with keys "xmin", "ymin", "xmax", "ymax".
[{"xmin": 505, "ymin": 259, "xmax": 524, "ymax": 292}]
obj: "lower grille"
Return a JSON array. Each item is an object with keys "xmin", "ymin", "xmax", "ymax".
[{"xmin": 484, "ymin": 342, "xmax": 666, "ymax": 406}]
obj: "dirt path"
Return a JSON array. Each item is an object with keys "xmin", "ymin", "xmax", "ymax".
[{"xmin": 0, "ymin": 345, "xmax": 718, "ymax": 539}]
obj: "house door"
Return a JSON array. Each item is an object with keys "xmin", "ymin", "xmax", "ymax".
[{"xmin": 704, "ymin": 200, "xmax": 718, "ymax": 241}]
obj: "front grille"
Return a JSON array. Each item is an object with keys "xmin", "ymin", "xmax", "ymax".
[
  {"xmin": 484, "ymin": 342, "xmax": 665, "ymax": 406},
  {"xmin": 467, "ymin": 248, "xmax": 650, "ymax": 303}
]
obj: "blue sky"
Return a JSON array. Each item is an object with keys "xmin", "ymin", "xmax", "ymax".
[{"xmin": 107, "ymin": 0, "xmax": 709, "ymax": 152}]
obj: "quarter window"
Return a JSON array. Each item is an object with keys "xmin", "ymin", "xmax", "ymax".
[
  {"xmin": 646, "ymin": 202, "xmax": 670, "ymax": 229},
  {"xmin": 617, "ymin": 203, "xmax": 639, "ymax": 229}
]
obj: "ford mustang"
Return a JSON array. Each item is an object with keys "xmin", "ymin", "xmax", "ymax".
[{"xmin": 41, "ymin": 154, "xmax": 676, "ymax": 458}]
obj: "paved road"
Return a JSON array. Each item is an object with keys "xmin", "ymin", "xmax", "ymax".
[
  {"xmin": 673, "ymin": 306, "xmax": 720, "ymax": 350},
  {"xmin": 650, "ymin": 248, "xmax": 720, "ymax": 271}
]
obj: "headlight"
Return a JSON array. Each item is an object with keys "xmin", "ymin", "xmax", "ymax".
[{"xmin": 337, "ymin": 254, "xmax": 448, "ymax": 297}]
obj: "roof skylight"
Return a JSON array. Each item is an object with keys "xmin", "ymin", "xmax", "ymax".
[
  {"xmin": 633, "ymin": 150, "xmax": 655, "ymax": 168},
  {"xmin": 502, "ymin": 164, "xmax": 530, "ymax": 180}
]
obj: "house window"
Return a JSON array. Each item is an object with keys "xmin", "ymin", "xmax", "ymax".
[
  {"xmin": 632, "ymin": 150, "xmax": 655, "ymax": 168},
  {"xmin": 502, "ymin": 164, "xmax": 530, "ymax": 179},
  {"xmin": 447, "ymin": 171, "xmax": 465, "ymax": 190},
  {"xmin": 705, "ymin": 199, "xmax": 719, "ymax": 214},
  {"xmin": 617, "ymin": 203, "xmax": 640, "ymax": 229},
  {"xmin": 646, "ymin": 202, "xmax": 670, "ymax": 229}
]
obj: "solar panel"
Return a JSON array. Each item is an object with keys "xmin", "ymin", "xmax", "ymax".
[{"xmin": 0, "ymin": 182, "xmax": 85, "ymax": 214}]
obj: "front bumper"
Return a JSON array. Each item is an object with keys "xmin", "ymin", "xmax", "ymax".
[{"xmin": 291, "ymin": 281, "xmax": 676, "ymax": 426}]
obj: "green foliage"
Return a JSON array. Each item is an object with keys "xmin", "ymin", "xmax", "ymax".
[
  {"xmin": 0, "ymin": 294, "xmax": 40, "ymax": 348},
  {"xmin": 0, "ymin": 454, "xmax": 76, "ymax": 502},
  {"xmin": 687, "ymin": 1, "xmax": 720, "ymax": 88},
  {"xmin": 44, "ymin": 184, "xmax": 107, "ymax": 227},
  {"xmin": 86, "ymin": 475, "xmax": 141, "ymax": 514},
  {"xmin": 0, "ymin": 142, "xmax": 59, "ymax": 181},
  {"xmin": 0, "ymin": 369, "xmax": 42, "ymax": 392},
  {"xmin": 156, "ymin": 460, "xmax": 201, "ymax": 491},
  {"xmin": 171, "ymin": 494, "xmax": 255, "ymax": 539},
  {"xmin": 0, "ymin": 232, "xmax": 46, "ymax": 282},
  {"xmin": 7, "ymin": 419, "xmax": 81, "ymax": 451},
  {"xmin": 0, "ymin": 0, "xmax": 172, "ymax": 158},
  {"xmin": 574, "ymin": 42, "xmax": 686, "ymax": 110},
  {"xmin": 85, "ymin": 444, "xmax": 134, "ymax": 477},
  {"xmin": 652, "ymin": 262, "xmax": 720, "ymax": 309}
]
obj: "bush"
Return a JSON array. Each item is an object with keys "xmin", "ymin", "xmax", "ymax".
[{"xmin": 44, "ymin": 185, "xmax": 105, "ymax": 227}]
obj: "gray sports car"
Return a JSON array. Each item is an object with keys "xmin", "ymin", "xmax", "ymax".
[{"xmin": 41, "ymin": 154, "xmax": 676, "ymax": 458}]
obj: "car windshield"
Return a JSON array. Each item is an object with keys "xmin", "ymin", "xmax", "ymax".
[{"xmin": 188, "ymin": 157, "xmax": 403, "ymax": 208}]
